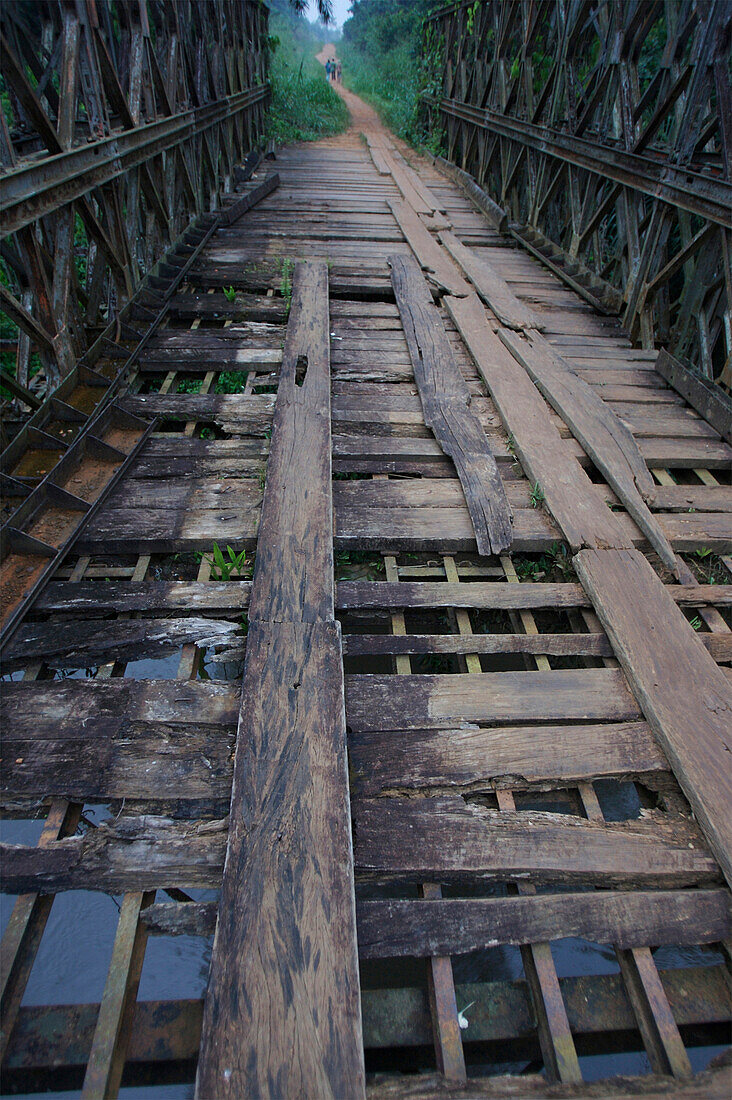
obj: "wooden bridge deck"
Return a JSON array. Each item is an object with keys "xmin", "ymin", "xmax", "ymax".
[{"xmin": 1, "ymin": 91, "xmax": 731, "ymax": 1099}]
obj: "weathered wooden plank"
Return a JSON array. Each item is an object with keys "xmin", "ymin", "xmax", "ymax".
[
  {"xmin": 1, "ymin": 616, "xmax": 241, "ymax": 670},
  {"xmin": 345, "ymin": 668, "xmax": 641, "ymax": 731},
  {"xmin": 446, "ymin": 294, "xmax": 630, "ymax": 551},
  {"xmin": 343, "ymin": 632, "xmax": 732, "ymax": 662},
  {"xmin": 37, "ymin": 579, "xmax": 253, "ymax": 614},
  {"xmin": 388, "ymin": 199, "xmax": 470, "ymax": 297},
  {"xmin": 356, "ymin": 889, "xmax": 732, "ymax": 957},
  {"xmin": 349, "ymin": 722, "xmax": 666, "ymax": 796},
  {"xmin": 196, "ymin": 622, "xmax": 364, "ymax": 1100},
  {"xmin": 142, "ymin": 888, "xmax": 732, "ymax": 955},
  {"xmin": 499, "ymin": 329, "xmax": 680, "ymax": 573},
  {"xmin": 0, "ymin": 679, "xmax": 238, "ymax": 740},
  {"xmin": 353, "ymin": 796, "xmax": 717, "ymax": 887},
  {"xmin": 655, "ymin": 350, "xmax": 732, "ymax": 445},
  {"xmin": 439, "ymin": 233, "xmax": 543, "ymax": 330},
  {"xmin": 246, "ymin": 260, "xmax": 334, "ymax": 624},
  {"xmin": 390, "ymin": 255, "xmax": 512, "ymax": 554},
  {"xmin": 219, "ymin": 172, "xmax": 280, "ymax": 227},
  {"xmin": 343, "ymin": 633, "xmax": 616, "ymax": 658},
  {"xmin": 196, "ymin": 261, "xmax": 365, "ymax": 1100},
  {"xmin": 575, "ymin": 548, "xmax": 732, "ymax": 889},
  {"xmin": 366, "ymin": 1064, "xmax": 732, "ymax": 1098},
  {"xmin": 0, "ymin": 799, "xmax": 717, "ymax": 894}
]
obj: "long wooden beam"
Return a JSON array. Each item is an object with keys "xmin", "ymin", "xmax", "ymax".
[{"xmin": 195, "ymin": 262, "xmax": 365, "ymax": 1100}]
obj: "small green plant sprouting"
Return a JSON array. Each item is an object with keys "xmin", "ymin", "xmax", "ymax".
[
  {"xmin": 515, "ymin": 558, "xmax": 541, "ymax": 580},
  {"xmin": 223, "ymin": 286, "xmax": 237, "ymax": 302},
  {"xmin": 530, "ymin": 482, "xmax": 545, "ymax": 508},
  {"xmin": 689, "ymin": 615, "xmax": 703, "ymax": 631},
  {"xmin": 257, "ymin": 464, "xmax": 267, "ymax": 493},
  {"xmin": 206, "ymin": 542, "xmax": 249, "ymax": 581},
  {"xmin": 695, "ymin": 546, "xmax": 713, "ymax": 559},
  {"xmin": 280, "ymin": 257, "xmax": 294, "ymax": 315},
  {"xmin": 506, "ymin": 432, "xmax": 516, "ymax": 455}
]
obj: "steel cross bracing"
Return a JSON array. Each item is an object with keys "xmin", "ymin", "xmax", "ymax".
[
  {"xmin": 422, "ymin": 0, "xmax": 732, "ymax": 387},
  {"xmin": 0, "ymin": 0, "xmax": 269, "ymax": 401}
]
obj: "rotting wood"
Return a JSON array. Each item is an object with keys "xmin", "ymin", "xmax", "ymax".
[
  {"xmin": 388, "ymin": 199, "xmax": 470, "ymax": 297},
  {"xmin": 355, "ymin": 890, "xmax": 731, "ymax": 957},
  {"xmin": 575, "ymin": 548, "xmax": 732, "ymax": 889},
  {"xmin": 439, "ymin": 233, "xmax": 543, "ymax": 330},
  {"xmin": 141, "ymin": 887, "xmax": 732, "ymax": 955},
  {"xmin": 445, "ymin": 294, "xmax": 629, "ymax": 551},
  {"xmin": 390, "ymin": 254, "xmax": 511, "ymax": 554},
  {"xmin": 499, "ymin": 328, "xmax": 682, "ymax": 573},
  {"xmin": 352, "ymin": 796, "xmax": 717, "ymax": 887},
  {"xmin": 0, "ymin": 801, "xmax": 718, "ymax": 893}
]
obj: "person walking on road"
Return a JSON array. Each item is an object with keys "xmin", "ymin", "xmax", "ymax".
[
  {"xmin": 336, "ymin": 60, "xmax": 342, "ymax": 83},
  {"xmin": 325, "ymin": 58, "xmax": 331, "ymax": 80}
]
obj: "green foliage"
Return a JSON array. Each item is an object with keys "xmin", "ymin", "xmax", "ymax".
[
  {"xmin": 265, "ymin": 8, "xmax": 349, "ymax": 144},
  {"xmin": 689, "ymin": 615, "xmax": 703, "ymax": 631},
  {"xmin": 215, "ymin": 371, "xmax": 249, "ymax": 394},
  {"xmin": 206, "ymin": 542, "xmax": 249, "ymax": 581},
  {"xmin": 280, "ymin": 256, "xmax": 294, "ymax": 314},
  {"xmin": 340, "ymin": 0, "xmax": 443, "ymax": 149},
  {"xmin": 176, "ymin": 378, "xmax": 203, "ymax": 394},
  {"xmin": 223, "ymin": 286, "xmax": 237, "ymax": 302},
  {"xmin": 530, "ymin": 481, "xmax": 545, "ymax": 508}
]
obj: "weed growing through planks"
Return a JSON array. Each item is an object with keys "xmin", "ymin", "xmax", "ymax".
[
  {"xmin": 205, "ymin": 542, "xmax": 249, "ymax": 581},
  {"xmin": 223, "ymin": 286, "xmax": 237, "ymax": 302},
  {"xmin": 695, "ymin": 546, "xmax": 713, "ymax": 559},
  {"xmin": 515, "ymin": 558, "xmax": 542, "ymax": 580},
  {"xmin": 280, "ymin": 257, "xmax": 294, "ymax": 316},
  {"xmin": 215, "ymin": 370, "xmax": 249, "ymax": 394},
  {"xmin": 530, "ymin": 481, "xmax": 545, "ymax": 508},
  {"xmin": 506, "ymin": 432, "xmax": 516, "ymax": 455},
  {"xmin": 257, "ymin": 464, "xmax": 267, "ymax": 493},
  {"xmin": 689, "ymin": 615, "xmax": 703, "ymax": 631}
]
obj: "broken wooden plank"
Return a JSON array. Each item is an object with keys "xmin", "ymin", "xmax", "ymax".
[
  {"xmin": 353, "ymin": 796, "xmax": 717, "ymax": 888},
  {"xmin": 446, "ymin": 294, "xmax": 630, "ymax": 551},
  {"xmin": 575, "ymin": 548, "xmax": 732, "ymax": 889},
  {"xmin": 498, "ymin": 328, "xmax": 681, "ymax": 573},
  {"xmin": 390, "ymin": 255, "xmax": 512, "ymax": 554},
  {"xmin": 356, "ymin": 889, "xmax": 732, "ymax": 957},
  {"xmin": 439, "ymin": 233, "xmax": 543, "ymax": 330},
  {"xmin": 388, "ymin": 199, "xmax": 470, "ymax": 297},
  {"xmin": 367, "ymin": 1063, "xmax": 732, "ymax": 1098},
  {"xmin": 142, "ymin": 888, "xmax": 732, "ymax": 955},
  {"xmin": 195, "ymin": 261, "xmax": 365, "ymax": 1100},
  {"xmin": 0, "ymin": 799, "xmax": 717, "ymax": 893},
  {"xmin": 345, "ymin": 668, "xmax": 641, "ymax": 731},
  {"xmin": 1, "ymin": 616, "xmax": 241, "ymax": 671}
]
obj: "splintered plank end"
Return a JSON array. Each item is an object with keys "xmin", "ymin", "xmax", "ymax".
[{"xmin": 389, "ymin": 255, "xmax": 513, "ymax": 555}]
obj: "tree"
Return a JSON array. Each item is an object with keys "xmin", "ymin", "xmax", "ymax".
[{"xmin": 288, "ymin": 0, "xmax": 334, "ymax": 25}]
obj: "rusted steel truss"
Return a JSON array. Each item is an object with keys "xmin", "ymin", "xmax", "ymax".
[
  {"xmin": 0, "ymin": 0, "xmax": 269, "ymax": 394},
  {"xmin": 423, "ymin": 0, "xmax": 732, "ymax": 386}
]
